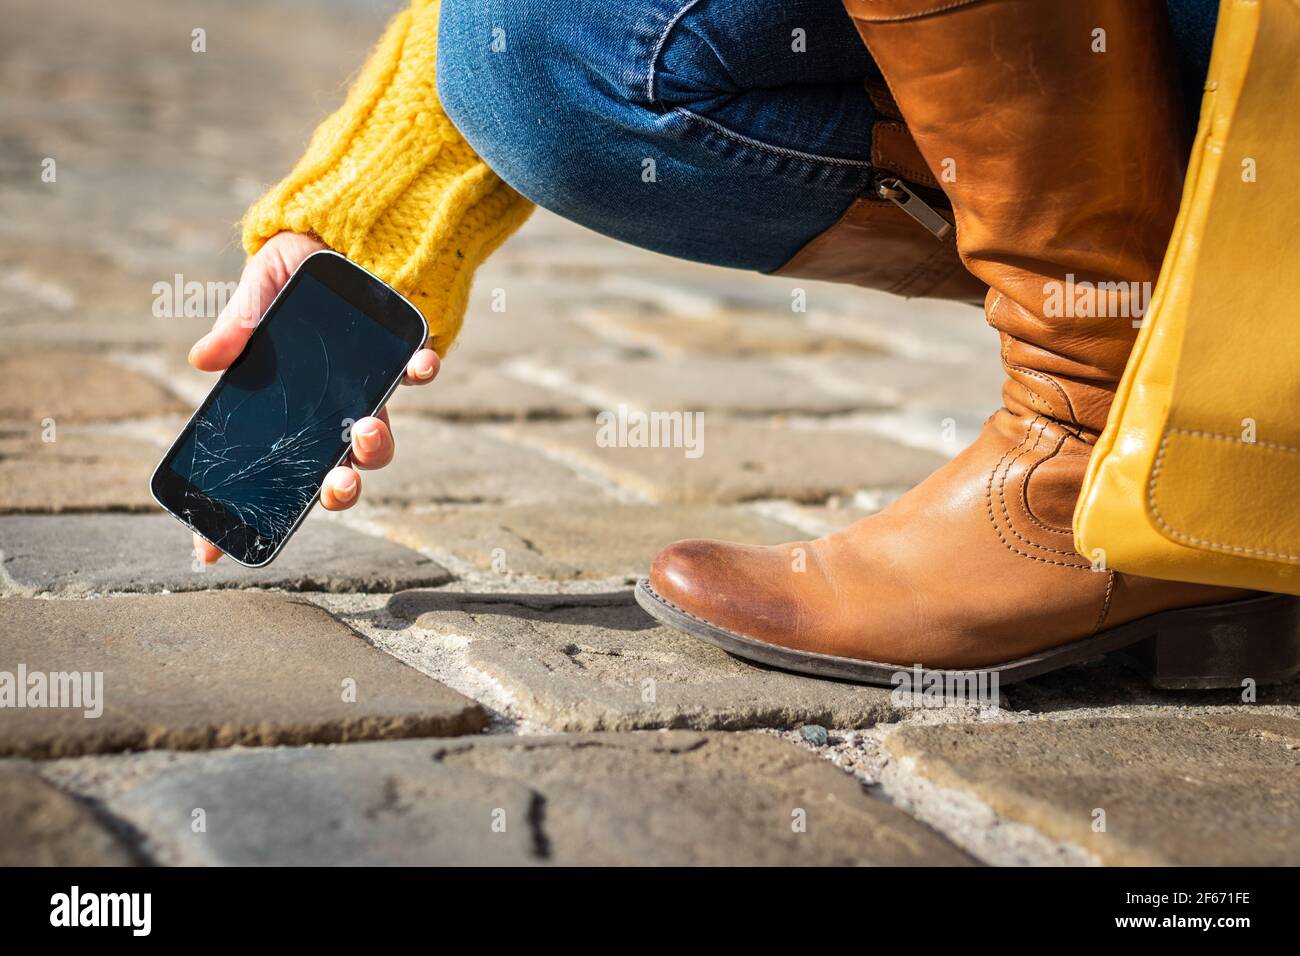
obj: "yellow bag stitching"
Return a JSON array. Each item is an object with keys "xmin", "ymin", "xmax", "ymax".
[{"xmin": 1148, "ymin": 427, "xmax": 1300, "ymax": 563}]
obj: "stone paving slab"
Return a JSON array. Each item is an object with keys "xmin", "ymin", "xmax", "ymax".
[
  {"xmin": 0, "ymin": 762, "xmax": 139, "ymax": 865},
  {"xmin": 47, "ymin": 732, "xmax": 972, "ymax": 865},
  {"xmin": 373, "ymin": 504, "xmax": 801, "ymax": 581},
  {"xmin": 0, "ymin": 243, "xmax": 193, "ymax": 349},
  {"xmin": 490, "ymin": 209, "xmax": 681, "ymax": 271},
  {"xmin": 814, "ymin": 354, "xmax": 1004, "ymax": 415},
  {"xmin": 140, "ymin": 346, "xmax": 220, "ymax": 409},
  {"xmin": 363, "ymin": 418, "xmax": 614, "ymax": 506},
  {"xmin": 510, "ymin": 420, "xmax": 945, "ymax": 504},
  {"xmin": 0, "ymin": 592, "xmax": 486, "ymax": 758},
  {"xmin": 388, "ymin": 590, "xmax": 898, "ymax": 730},
  {"xmin": 552, "ymin": 256, "xmax": 989, "ymax": 360},
  {"xmin": 547, "ymin": 354, "xmax": 894, "ymax": 415},
  {"xmin": 787, "ymin": 354, "xmax": 1003, "ymax": 449},
  {"xmin": 574, "ymin": 305, "xmax": 889, "ymax": 358},
  {"xmin": 496, "ymin": 214, "xmax": 977, "ymax": 346},
  {"xmin": 0, "ymin": 512, "xmax": 452, "ymax": 595},
  {"xmin": 774, "ymin": 502, "xmax": 881, "ymax": 536},
  {"xmin": 386, "ymin": 363, "xmax": 592, "ymax": 422},
  {"xmin": 448, "ymin": 274, "xmax": 609, "ymax": 362},
  {"xmin": 1, "ymin": 0, "xmax": 395, "ymax": 285},
  {"xmin": 0, "ymin": 424, "xmax": 160, "ymax": 513},
  {"xmin": 885, "ymin": 716, "xmax": 1300, "ymax": 866},
  {"xmin": 1199, "ymin": 712, "xmax": 1300, "ymax": 743},
  {"xmin": 0, "ymin": 351, "xmax": 188, "ymax": 423},
  {"xmin": 0, "ymin": 312, "xmax": 205, "ymax": 352},
  {"xmin": 801, "ymin": 289, "xmax": 992, "ymax": 359}
]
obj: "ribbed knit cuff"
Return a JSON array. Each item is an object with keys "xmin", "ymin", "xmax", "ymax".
[{"xmin": 241, "ymin": 0, "xmax": 533, "ymax": 354}]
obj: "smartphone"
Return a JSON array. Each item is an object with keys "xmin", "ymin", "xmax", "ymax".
[{"xmin": 151, "ymin": 251, "xmax": 428, "ymax": 567}]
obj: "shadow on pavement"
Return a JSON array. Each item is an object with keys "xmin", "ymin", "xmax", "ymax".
[
  {"xmin": 1006, "ymin": 656, "xmax": 1300, "ymax": 712},
  {"xmin": 381, "ymin": 589, "xmax": 658, "ymax": 633}
]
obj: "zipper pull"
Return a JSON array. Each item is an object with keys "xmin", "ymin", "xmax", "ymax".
[{"xmin": 874, "ymin": 175, "xmax": 954, "ymax": 240}]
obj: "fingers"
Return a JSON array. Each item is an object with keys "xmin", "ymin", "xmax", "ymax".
[
  {"xmin": 193, "ymin": 534, "xmax": 223, "ymax": 566},
  {"xmin": 350, "ymin": 415, "xmax": 393, "ymax": 470},
  {"xmin": 403, "ymin": 349, "xmax": 439, "ymax": 386},
  {"xmin": 321, "ymin": 465, "xmax": 361, "ymax": 511},
  {"xmin": 189, "ymin": 233, "xmax": 327, "ymax": 373}
]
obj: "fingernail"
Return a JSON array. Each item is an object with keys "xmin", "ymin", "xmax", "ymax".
[
  {"xmin": 355, "ymin": 422, "xmax": 381, "ymax": 453},
  {"xmin": 412, "ymin": 362, "xmax": 435, "ymax": 381},
  {"xmin": 188, "ymin": 335, "xmax": 209, "ymax": 360},
  {"xmin": 334, "ymin": 474, "xmax": 358, "ymax": 501}
]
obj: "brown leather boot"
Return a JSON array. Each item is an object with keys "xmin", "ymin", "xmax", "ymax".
[
  {"xmin": 772, "ymin": 78, "xmax": 986, "ymax": 306},
  {"xmin": 636, "ymin": 0, "xmax": 1300, "ymax": 688}
]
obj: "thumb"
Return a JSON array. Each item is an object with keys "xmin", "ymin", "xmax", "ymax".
[{"xmin": 189, "ymin": 233, "xmax": 326, "ymax": 372}]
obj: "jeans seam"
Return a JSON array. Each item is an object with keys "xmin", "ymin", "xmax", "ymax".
[
  {"xmin": 646, "ymin": 0, "xmax": 704, "ymax": 104},
  {"xmin": 672, "ymin": 107, "xmax": 874, "ymax": 170}
]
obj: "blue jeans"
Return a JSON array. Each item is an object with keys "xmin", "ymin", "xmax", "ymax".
[{"xmin": 437, "ymin": 0, "xmax": 1218, "ymax": 275}]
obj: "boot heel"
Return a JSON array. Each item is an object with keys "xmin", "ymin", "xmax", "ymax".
[{"xmin": 1117, "ymin": 595, "xmax": 1300, "ymax": 690}]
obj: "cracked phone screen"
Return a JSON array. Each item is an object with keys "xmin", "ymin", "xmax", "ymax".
[{"xmin": 168, "ymin": 274, "xmax": 413, "ymax": 562}]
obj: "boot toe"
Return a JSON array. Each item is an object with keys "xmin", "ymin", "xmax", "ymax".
[
  {"xmin": 648, "ymin": 537, "xmax": 803, "ymax": 645},
  {"xmin": 649, "ymin": 538, "xmax": 718, "ymax": 604}
]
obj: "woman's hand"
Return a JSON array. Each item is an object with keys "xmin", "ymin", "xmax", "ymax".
[{"xmin": 186, "ymin": 232, "xmax": 440, "ymax": 565}]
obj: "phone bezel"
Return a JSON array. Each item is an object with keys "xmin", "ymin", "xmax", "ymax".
[{"xmin": 150, "ymin": 250, "xmax": 429, "ymax": 568}]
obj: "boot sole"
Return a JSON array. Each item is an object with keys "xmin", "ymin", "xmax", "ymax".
[{"xmin": 634, "ymin": 579, "xmax": 1300, "ymax": 689}]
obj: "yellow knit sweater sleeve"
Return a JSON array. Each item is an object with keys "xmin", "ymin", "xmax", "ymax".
[{"xmin": 241, "ymin": 0, "xmax": 533, "ymax": 355}]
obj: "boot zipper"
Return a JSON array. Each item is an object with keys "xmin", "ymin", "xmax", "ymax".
[{"xmin": 873, "ymin": 175, "xmax": 953, "ymax": 240}]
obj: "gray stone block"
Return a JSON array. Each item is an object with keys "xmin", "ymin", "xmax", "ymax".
[
  {"xmin": 886, "ymin": 715, "xmax": 1300, "ymax": 865},
  {"xmin": 374, "ymin": 504, "xmax": 800, "ymax": 581},
  {"xmin": 0, "ymin": 763, "xmax": 139, "ymax": 865},
  {"xmin": 74, "ymin": 733, "xmax": 972, "ymax": 865},
  {"xmin": 0, "ymin": 513, "xmax": 451, "ymax": 594},
  {"xmin": 0, "ymin": 592, "xmax": 487, "ymax": 758},
  {"xmin": 389, "ymin": 590, "xmax": 899, "ymax": 731}
]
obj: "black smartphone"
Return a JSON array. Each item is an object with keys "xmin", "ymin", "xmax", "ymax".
[{"xmin": 151, "ymin": 251, "xmax": 428, "ymax": 567}]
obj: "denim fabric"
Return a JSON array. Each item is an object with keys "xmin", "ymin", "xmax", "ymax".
[{"xmin": 438, "ymin": 0, "xmax": 1219, "ymax": 275}]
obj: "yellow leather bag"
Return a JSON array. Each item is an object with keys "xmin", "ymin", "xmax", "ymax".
[{"xmin": 1075, "ymin": 0, "xmax": 1300, "ymax": 596}]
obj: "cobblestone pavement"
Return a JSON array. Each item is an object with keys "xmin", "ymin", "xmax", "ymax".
[{"xmin": 2, "ymin": 0, "xmax": 1297, "ymax": 866}]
